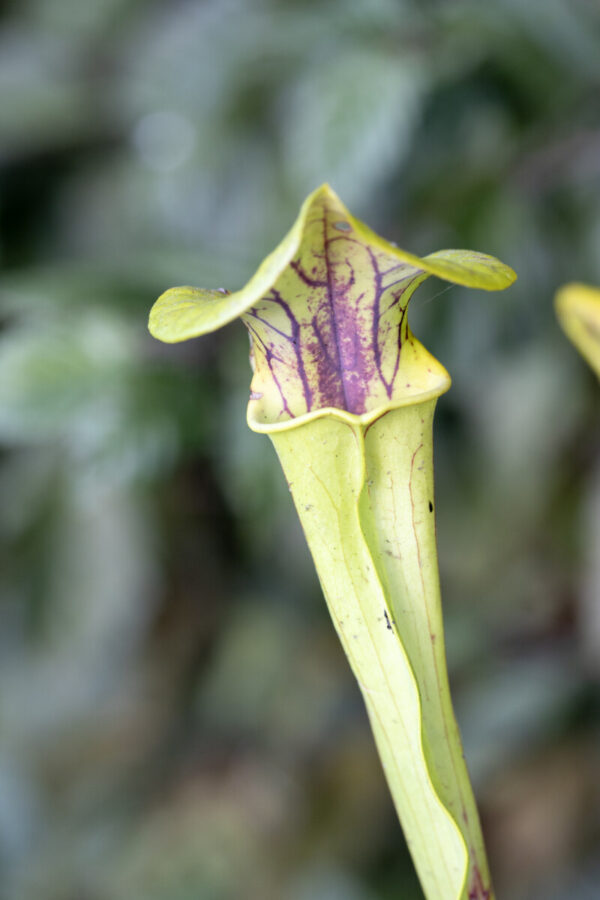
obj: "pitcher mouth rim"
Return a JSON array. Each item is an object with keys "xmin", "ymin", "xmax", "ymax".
[{"xmin": 247, "ymin": 377, "xmax": 451, "ymax": 434}]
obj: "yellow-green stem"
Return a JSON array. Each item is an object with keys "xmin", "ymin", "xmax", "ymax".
[
  {"xmin": 271, "ymin": 402, "xmax": 492, "ymax": 900},
  {"xmin": 147, "ymin": 184, "xmax": 515, "ymax": 900}
]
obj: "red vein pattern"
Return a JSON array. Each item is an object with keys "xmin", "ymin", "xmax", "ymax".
[{"xmin": 242, "ymin": 192, "xmax": 426, "ymax": 421}]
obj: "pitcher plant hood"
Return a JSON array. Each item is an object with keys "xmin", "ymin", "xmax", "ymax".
[{"xmin": 149, "ymin": 184, "xmax": 516, "ymax": 432}]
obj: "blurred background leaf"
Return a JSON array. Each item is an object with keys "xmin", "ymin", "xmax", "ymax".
[{"xmin": 1, "ymin": 1, "xmax": 599, "ymax": 898}]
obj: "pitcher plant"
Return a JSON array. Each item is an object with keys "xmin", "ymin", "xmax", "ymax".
[
  {"xmin": 556, "ymin": 283, "xmax": 600, "ymax": 378},
  {"xmin": 149, "ymin": 185, "xmax": 516, "ymax": 899}
]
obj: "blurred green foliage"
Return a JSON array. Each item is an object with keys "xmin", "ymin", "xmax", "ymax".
[{"xmin": 1, "ymin": 1, "xmax": 599, "ymax": 898}]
